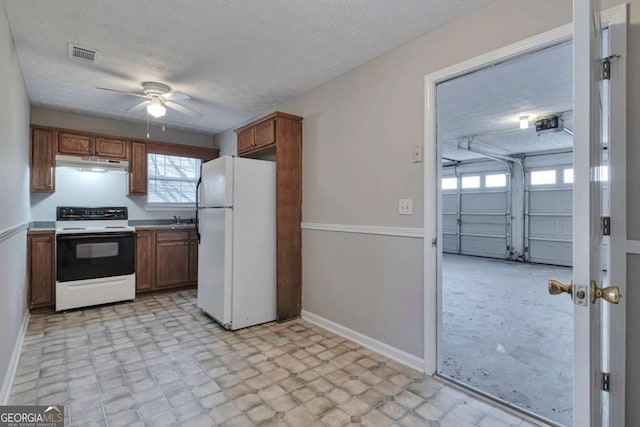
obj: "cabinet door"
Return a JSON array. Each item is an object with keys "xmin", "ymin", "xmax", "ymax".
[
  {"xmin": 155, "ymin": 240, "xmax": 189, "ymax": 287},
  {"xmin": 31, "ymin": 129, "xmax": 55, "ymax": 192},
  {"xmin": 28, "ymin": 233, "xmax": 54, "ymax": 308},
  {"xmin": 189, "ymin": 237, "xmax": 198, "ymax": 283},
  {"xmin": 129, "ymin": 142, "xmax": 147, "ymax": 195},
  {"xmin": 135, "ymin": 231, "xmax": 154, "ymax": 292},
  {"xmin": 237, "ymin": 128, "xmax": 255, "ymax": 154},
  {"xmin": 95, "ymin": 137, "xmax": 129, "ymax": 159},
  {"xmin": 58, "ymin": 133, "xmax": 94, "ymax": 155},
  {"xmin": 254, "ymin": 119, "xmax": 276, "ymax": 150}
]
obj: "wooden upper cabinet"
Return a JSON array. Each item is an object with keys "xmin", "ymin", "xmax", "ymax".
[
  {"xmin": 254, "ymin": 119, "xmax": 276, "ymax": 150},
  {"xmin": 95, "ymin": 137, "xmax": 129, "ymax": 159},
  {"xmin": 31, "ymin": 128, "xmax": 55, "ymax": 192},
  {"xmin": 237, "ymin": 128, "xmax": 255, "ymax": 154},
  {"xmin": 58, "ymin": 132, "xmax": 94, "ymax": 156},
  {"xmin": 28, "ymin": 231, "xmax": 55, "ymax": 308},
  {"xmin": 129, "ymin": 142, "xmax": 147, "ymax": 195}
]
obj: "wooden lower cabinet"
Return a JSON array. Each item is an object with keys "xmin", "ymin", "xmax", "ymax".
[
  {"xmin": 155, "ymin": 240, "xmax": 190, "ymax": 288},
  {"xmin": 135, "ymin": 228, "xmax": 197, "ymax": 293},
  {"xmin": 189, "ymin": 232, "xmax": 198, "ymax": 283},
  {"xmin": 135, "ymin": 230, "xmax": 154, "ymax": 292},
  {"xmin": 27, "ymin": 231, "xmax": 55, "ymax": 308}
]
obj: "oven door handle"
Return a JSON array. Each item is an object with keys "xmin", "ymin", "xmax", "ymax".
[{"xmin": 57, "ymin": 233, "xmax": 135, "ymax": 240}]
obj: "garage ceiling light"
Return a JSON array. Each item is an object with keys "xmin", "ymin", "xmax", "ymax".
[{"xmin": 519, "ymin": 116, "xmax": 529, "ymax": 129}]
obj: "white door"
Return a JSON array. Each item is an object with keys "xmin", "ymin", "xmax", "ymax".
[
  {"xmin": 200, "ymin": 156, "xmax": 233, "ymax": 207},
  {"xmin": 570, "ymin": 1, "xmax": 617, "ymax": 425},
  {"xmin": 197, "ymin": 208, "xmax": 233, "ymax": 326}
]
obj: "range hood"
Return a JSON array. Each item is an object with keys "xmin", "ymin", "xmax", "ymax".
[{"xmin": 56, "ymin": 154, "xmax": 129, "ymax": 172}]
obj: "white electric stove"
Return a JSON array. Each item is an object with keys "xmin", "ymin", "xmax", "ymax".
[{"xmin": 55, "ymin": 206, "xmax": 136, "ymax": 311}]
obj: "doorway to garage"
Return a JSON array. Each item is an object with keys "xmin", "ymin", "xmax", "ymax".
[{"xmin": 435, "ymin": 39, "xmax": 580, "ymax": 426}]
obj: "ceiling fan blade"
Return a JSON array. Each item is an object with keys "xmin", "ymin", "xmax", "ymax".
[
  {"xmin": 161, "ymin": 91, "xmax": 190, "ymax": 101},
  {"xmin": 97, "ymin": 87, "xmax": 149, "ymax": 99},
  {"xmin": 164, "ymin": 101, "xmax": 202, "ymax": 117},
  {"xmin": 127, "ymin": 100, "xmax": 151, "ymax": 112}
]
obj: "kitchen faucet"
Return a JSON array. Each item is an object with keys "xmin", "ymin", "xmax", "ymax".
[{"xmin": 173, "ymin": 215, "xmax": 182, "ymax": 224}]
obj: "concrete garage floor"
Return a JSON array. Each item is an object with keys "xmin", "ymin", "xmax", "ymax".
[{"xmin": 441, "ymin": 254, "xmax": 573, "ymax": 426}]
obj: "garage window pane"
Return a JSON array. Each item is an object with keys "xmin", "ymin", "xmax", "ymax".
[
  {"xmin": 461, "ymin": 176, "xmax": 480, "ymax": 189},
  {"xmin": 564, "ymin": 168, "xmax": 574, "ymax": 184},
  {"xmin": 531, "ymin": 170, "xmax": 556, "ymax": 186},
  {"xmin": 485, "ymin": 173, "xmax": 506, "ymax": 188},
  {"xmin": 442, "ymin": 177, "xmax": 457, "ymax": 190}
]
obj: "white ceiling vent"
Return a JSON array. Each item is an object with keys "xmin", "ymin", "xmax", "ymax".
[{"xmin": 68, "ymin": 43, "xmax": 98, "ymax": 63}]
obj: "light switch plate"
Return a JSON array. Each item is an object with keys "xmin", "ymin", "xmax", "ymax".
[
  {"xmin": 413, "ymin": 145, "xmax": 423, "ymax": 163},
  {"xmin": 399, "ymin": 199, "xmax": 413, "ymax": 215}
]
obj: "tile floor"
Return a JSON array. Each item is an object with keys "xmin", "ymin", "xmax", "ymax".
[{"xmin": 9, "ymin": 289, "xmax": 535, "ymax": 426}]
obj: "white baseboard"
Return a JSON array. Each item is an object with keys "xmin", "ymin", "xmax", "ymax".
[
  {"xmin": 0, "ymin": 311, "xmax": 30, "ymax": 405},
  {"xmin": 301, "ymin": 310, "xmax": 425, "ymax": 372}
]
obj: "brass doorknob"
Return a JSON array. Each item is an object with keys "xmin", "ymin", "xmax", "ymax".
[
  {"xmin": 591, "ymin": 281, "xmax": 620, "ymax": 304},
  {"xmin": 548, "ymin": 279, "xmax": 573, "ymax": 298}
]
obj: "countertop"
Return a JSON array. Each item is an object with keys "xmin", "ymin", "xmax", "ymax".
[{"xmin": 28, "ymin": 220, "xmax": 196, "ymax": 232}]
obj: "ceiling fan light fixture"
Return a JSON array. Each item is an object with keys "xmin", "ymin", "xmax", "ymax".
[{"xmin": 147, "ymin": 99, "xmax": 166, "ymax": 118}]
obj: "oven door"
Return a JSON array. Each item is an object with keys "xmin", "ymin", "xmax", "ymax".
[{"xmin": 56, "ymin": 232, "xmax": 135, "ymax": 282}]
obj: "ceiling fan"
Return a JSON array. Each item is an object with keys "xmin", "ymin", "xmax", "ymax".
[{"xmin": 97, "ymin": 82, "xmax": 202, "ymax": 118}]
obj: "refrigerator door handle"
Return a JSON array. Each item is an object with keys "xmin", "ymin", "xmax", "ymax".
[{"xmin": 195, "ymin": 177, "xmax": 202, "ymax": 243}]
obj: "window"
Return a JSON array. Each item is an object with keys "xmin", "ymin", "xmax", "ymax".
[
  {"xmin": 485, "ymin": 173, "xmax": 507, "ymax": 188},
  {"xmin": 147, "ymin": 153, "xmax": 201, "ymax": 205},
  {"xmin": 563, "ymin": 168, "xmax": 574, "ymax": 184},
  {"xmin": 442, "ymin": 177, "xmax": 457, "ymax": 190},
  {"xmin": 530, "ymin": 170, "xmax": 556, "ymax": 186},
  {"xmin": 461, "ymin": 175, "xmax": 480, "ymax": 189},
  {"xmin": 599, "ymin": 165, "xmax": 609, "ymax": 182}
]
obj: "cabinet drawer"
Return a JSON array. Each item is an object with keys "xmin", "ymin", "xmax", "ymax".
[
  {"xmin": 58, "ymin": 133, "xmax": 94, "ymax": 155},
  {"xmin": 254, "ymin": 120, "xmax": 276, "ymax": 149},
  {"xmin": 156, "ymin": 230, "xmax": 190, "ymax": 241},
  {"xmin": 237, "ymin": 128, "xmax": 255, "ymax": 154}
]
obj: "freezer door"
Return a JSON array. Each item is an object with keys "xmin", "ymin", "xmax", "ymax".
[
  {"xmin": 197, "ymin": 208, "xmax": 233, "ymax": 326},
  {"xmin": 200, "ymin": 156, "xmax": 233, "ymax": 207}
]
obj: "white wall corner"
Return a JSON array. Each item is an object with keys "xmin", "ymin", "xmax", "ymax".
[
  {"xmin": 301, "ymin": 310, "xmax": 425, "ymax": 373},
  {"xmin": 0, "ymin": 311, "xmax": 30, "ymax": 405}
]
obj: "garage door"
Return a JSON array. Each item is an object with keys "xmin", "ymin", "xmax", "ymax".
[
  {"xmin": 525, "ymin": 166, "xmax": 573, "ymax": 266},
  {"xmin": 442, "ymin": 170, "xmax": 510, "ymax": 259}
]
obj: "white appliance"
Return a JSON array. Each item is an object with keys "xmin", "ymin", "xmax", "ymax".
[
  {"xmin": 55, "ymin": 206, "xmax": 136, "ymax": 311},
  {"xmin": 56, "ymin": 154, "xmax": 129, "ymax": 171},
  {"xmin": 196, "ymin": 156, "xmax": 276, "ymax": 330}
]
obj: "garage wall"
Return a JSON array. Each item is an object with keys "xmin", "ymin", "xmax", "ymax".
[{"xmin": 0, "ymin": 2, "xmax": 30, "ymax": 403}]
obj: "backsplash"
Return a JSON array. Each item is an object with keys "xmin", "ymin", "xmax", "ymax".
[{"xmin": 30, "ymin": 167, "xmax": 196, "ymax": 221}]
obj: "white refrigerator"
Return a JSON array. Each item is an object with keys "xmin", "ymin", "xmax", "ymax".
[{"xmin": 196, "ymin": 156, "xmax": 276, "ymax": 330}]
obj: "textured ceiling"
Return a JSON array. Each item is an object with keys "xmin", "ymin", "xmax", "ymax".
[
  {"xmin": 437, "ymin": 40, "xmax": 574, "ymax": 161},
  {"xmin": 3, "ymin": 0, "xmax": 492, "ymax": 135}
]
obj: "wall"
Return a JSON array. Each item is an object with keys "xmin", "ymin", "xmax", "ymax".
[
  {"xmin": 30, "ymin": 107, "xmax": 214, "ymax": 221},
  {"xmin": 0, "ymin": 2, "xmax": 31, "ymax": 403},
  {"xmin": 216, "ymin": 0, "xmax": 640, "ymax": 422},
  {"xmin": 30, "ymin": 168, "xmax": 195, "ymax": 221}
]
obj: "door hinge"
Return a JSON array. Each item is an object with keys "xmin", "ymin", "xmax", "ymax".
[
  {"xmin": 431, "ymin": 238, "xmax": 437, "ymax": 247},
  {"xmin": 602, "ymin": 372, "xmax": 610, "ymax": 392},
  {"xmin": 602, "ymin": 54, "xmax": 621, "ymax": 80},
  {"xmin": 602, "ymin": 216, "xmax": 611, "ymax": 236}
]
